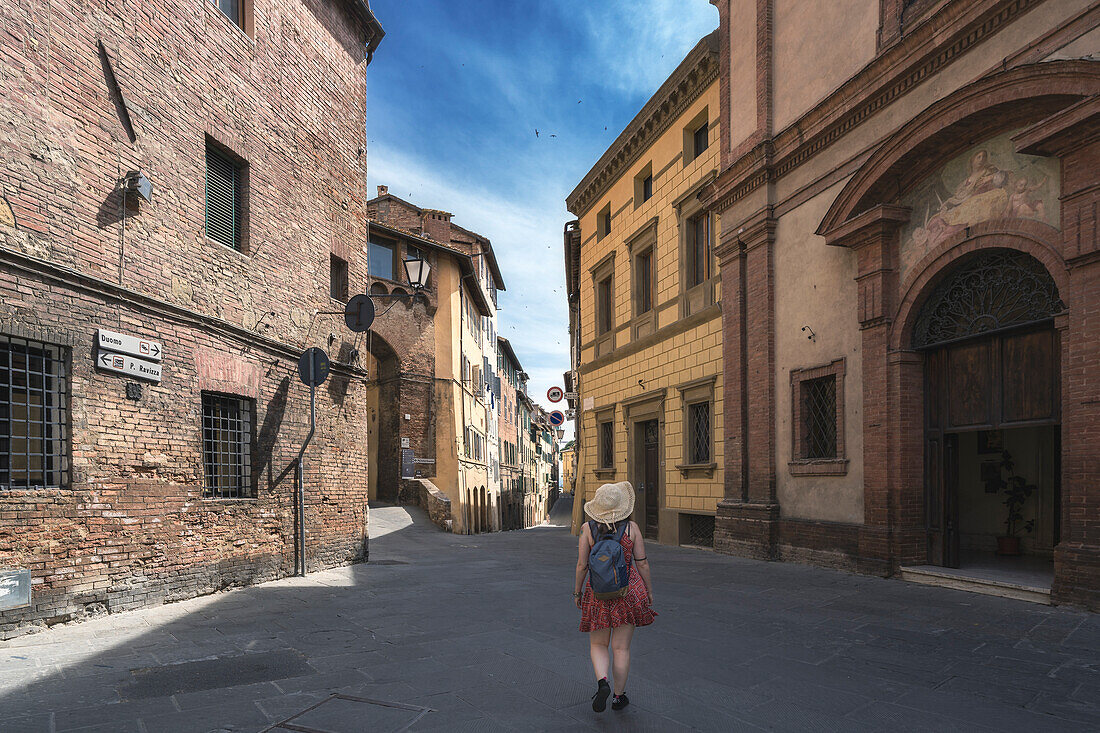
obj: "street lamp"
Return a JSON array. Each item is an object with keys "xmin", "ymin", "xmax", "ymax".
[{"xmin": 403, "ymin": 257, "xmax": 430, "ymax": 292}]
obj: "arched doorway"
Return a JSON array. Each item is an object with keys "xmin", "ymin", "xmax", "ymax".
[
  {"xmin": 915, "ymin": 249, "xmax": 1063, "ymax": 577},
  {"xmin": 364, "ymin": 334, "xmax": 401, "ymax": 504}
]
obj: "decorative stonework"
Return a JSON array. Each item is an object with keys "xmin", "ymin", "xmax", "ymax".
[{"xmin": 566, "ymin": 33, "xmax": 719, "ymax": 216}]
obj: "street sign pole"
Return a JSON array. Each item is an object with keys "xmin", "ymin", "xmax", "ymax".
[{"xmin": 296, "ymin": 348, "xmax": 328, "ymax": 577}]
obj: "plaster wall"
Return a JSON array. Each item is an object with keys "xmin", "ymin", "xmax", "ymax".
[
  {"xmin": 774, "ymin": 182, "xmax": 865, "ymax": 523},
  {"xmin": 773, "ymin": 0, "xmax": 878, "ymax": 132},
  {"xmin": 577, "ymin": 83, "xmax": 720, "ymax": 357},
  {"xmin": 726, "ymin": 0, "xmax": 1096, "ymax": 230},
  {"xmin": 727, "ymin": 0, "xmax": 759, "ymax": 150}
]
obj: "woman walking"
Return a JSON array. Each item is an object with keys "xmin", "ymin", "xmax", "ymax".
[{"xmin": 573, "ymin": 481, "xmax": 655, "ymax": 712}]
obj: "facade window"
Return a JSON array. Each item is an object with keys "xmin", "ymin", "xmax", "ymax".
[
  {"xmin": 330, "ymin": 254, "xmax": 349, "ymax": 302},
  {"xmin": 683, "ymin": 108, "xmax": 709, "ymax": 163},
  {"xmin": 688, "ymin": 402, "xmax": 710, "ymax": 464},
  {"xmin": 1, "ymin": 336, "xmax": 69, "ymax": 489},
  {"xmin": 693, "ymin": 122, "xmax": 708, "ymax": 159},
  {"xmin": 368, "ymin": 236, "xmax": 396, "ymax": 280},
  {"xmin": 687, "ymin": 212, "xmax": 711, "ymax": 287},
  {"xmin": 676, "ymin": 375, "xmax": 715, "ymax": 474},
  {"xmin": 212, "ymin": 0, "xmax": 241, "ymax": 28},
  {"xmin": 201, "ymin": 392, "xmax": 253, "ymax": 499},
  {"xmin": 597, "ymin": 276, "xmax": 613, "ymax": 335},
  {"xmin": 801, "ymin": 376, "xmax": 837, "ymax": 459},
  {"xmin": 634, "ymin": 164, "xmax": 653, "ymax": 208},
  {"xmin": 599, "ymin": 420, "xmax": 614, "ymax": 469},
  {"xmin": 597, "ymin": 203, "xmax": 612, "ymax": 240},
  {"xmin": 635, "ymin": 248, "xmax": 653, "ymax": 314},
  {"xmin": 789, "ymin": 359, "xmax": 847, "ymax": 475},
  {"xmin": 205, "ymin": 140, "xmax": 246, "ymax": 251}
]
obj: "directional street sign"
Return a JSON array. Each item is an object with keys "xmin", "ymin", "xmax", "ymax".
[
  {"xmin": 97, "ymin": 351, "xmax": 163, "ymax": 382},
  {"xmin": 344, "ymin": 294, "xmax": 376, "ymax": 333},
  {"xmin": 97, "ymin": 328, "xmax": 163, "ymax": 362},
  {"xmin": 564, "ymin": 391, "xmax": 578, "ymax": 399},
  {"xmin": 548, "ymin": 410, "xmax": 566, "ymax": 426},
  {"xmin": 547, "ymin": 386, "xmax": 564, "ymax": 403}
]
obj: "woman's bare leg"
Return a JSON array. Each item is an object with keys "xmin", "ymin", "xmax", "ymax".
[
  {"xmin": 588, "ymin": 628, "xmax": 611, "ymax": 681},
  {"xmin": 610, "ymin": 624, "xmax": 635, "ymax": 695}
]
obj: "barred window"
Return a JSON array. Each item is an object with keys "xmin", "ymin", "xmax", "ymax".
[
  {"xmin": 687, "ymin": 213, "xmax": 711, "ymax": 288},
  {"xmin": 202, "ymin": 392, "xmax": 253, "ymax": 498},
  {"xmin": 330, "ymin": 254, "xmax": 349, "ymax": 302},
  {"xmin": 688, "ymin": 401, "xmax": 710, "ymax": 464},
  {"xmin": 800, "ymin": 376, "xmax": 837, "ymax": 459},
  {"xmin": 599, "ymin": 421, "xmax": 614, "ymax": 469},
  {"xmin": 1, "ymin": 336, "xmax": 69, "ymax": 489}
]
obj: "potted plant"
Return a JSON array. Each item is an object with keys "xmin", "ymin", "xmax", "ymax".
[{"xmin": 996, "ymin": 450, "xmax": 1036, "ymax": 556}]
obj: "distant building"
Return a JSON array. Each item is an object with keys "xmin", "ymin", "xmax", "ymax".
[
  {"xmin": 364, "ymin": 188, "xmax": 505, "ymax": 534},
  {"xmin": 560, "ymin": 440, "xmax": 576, "ymax": 495},
  {"xmin": 0, "ymin": 0, "xmax": 383, "ymax": 636}
]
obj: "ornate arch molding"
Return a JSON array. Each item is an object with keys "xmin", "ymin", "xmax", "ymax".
[
  {"xmin": 890, "ymin": 223, "xmax": 1068, "ymax": 352},
  {"xmin": 817, "ymin": 60, "xmax": 1100, "ymax": 237}
]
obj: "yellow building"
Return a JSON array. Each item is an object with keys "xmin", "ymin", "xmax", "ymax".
[
  {"xmin": 565, "ymin": 32, "xmax": 722, "ymax": 547},
  {"xmin": 560, "ymin": 440, "xmax": 575, "ymax": 495}
]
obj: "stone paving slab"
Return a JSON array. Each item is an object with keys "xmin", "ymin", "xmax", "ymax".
[{"xmin": 1, "ymin": 504, "xmax": 1098, "ymax": 732}]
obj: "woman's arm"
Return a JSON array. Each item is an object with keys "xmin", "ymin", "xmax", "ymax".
[
  {"xmin": 630, "ymin": 522, "xmax": 653, "ymax": 603},
  {"xmin": 574, "ymin": 523, "xmax": 592, "ymax": 607}
]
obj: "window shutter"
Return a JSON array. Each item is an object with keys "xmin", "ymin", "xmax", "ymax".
[{"xmin": 206, "ymin": 145, "xmax": 240, "ymax": 250}]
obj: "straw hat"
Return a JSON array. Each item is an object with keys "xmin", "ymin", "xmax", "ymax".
[{"xmin": 584, "ymin": 481, "xmax": 635, "ymax": 524}]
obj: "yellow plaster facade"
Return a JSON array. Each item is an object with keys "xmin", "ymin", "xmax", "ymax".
[{"xmin": 567, "ymin": 34, "xmax": 723, "ymax": 546}]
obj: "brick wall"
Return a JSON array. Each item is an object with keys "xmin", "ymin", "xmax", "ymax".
[{"xmin": 0, "ymin": 0, "xmax": 376, "ymax": 636}]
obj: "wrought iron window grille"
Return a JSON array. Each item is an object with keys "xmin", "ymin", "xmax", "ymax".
[
  {"xmin": 801, "ymin": 376, "xmax": 837, "ymax": 460},
  {"xmin": 686, "ymin": 514, "xmax": 715, "ymax": 548},
  {"xmin": 599, "ymin": 421, "xmax": 614, "ymax": 469},
  {"xmin": 202, "ymin": 392, "xmax": 253, "ymax": 499},
  {"xmin": 912, "ymin": 249, "xmax": 1063, "ymax": 349},
  {"xmin": 688, "ymin": 401, "xmax": 710, "ymax": 464},
  {"xmin": 1, "ymin": 336, "xmax": 70, "ymax": 489}
]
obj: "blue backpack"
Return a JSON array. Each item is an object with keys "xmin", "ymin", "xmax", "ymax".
[{"xmin": 588, "ymin": 521, "xmax": 631, "ymax": 600}]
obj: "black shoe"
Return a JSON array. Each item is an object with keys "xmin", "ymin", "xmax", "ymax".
[
  {"xmin": 592, "ymin": 678, "xmax": 611, "ymax": 712},
  {"xmin": 612, "ymin": 693, "xmax": 629, "ymax": 710}
]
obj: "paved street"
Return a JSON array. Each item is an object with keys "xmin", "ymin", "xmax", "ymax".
[{"xmin": 2, "ymin": 503, "xmax": 1099, "ymax": 732}]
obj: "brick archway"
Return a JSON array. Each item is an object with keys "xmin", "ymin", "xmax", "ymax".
[{"xmin": 819, "ymin": 61, "xmax": 1100, "ymax": 607}]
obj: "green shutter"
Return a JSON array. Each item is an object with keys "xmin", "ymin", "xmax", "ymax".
[{"xmin": 206, "ymin": 144, "xmax": 240, "ymax": 250}]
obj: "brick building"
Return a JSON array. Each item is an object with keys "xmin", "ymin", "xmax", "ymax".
[
  {"xmin": 363, "ymin": 188, "xmax": 506, "ymax": 534},
  {"xmin": 0, "ymin": 0, "xmax": 383, "ymax": 636},
  {"xmin": 699, "ymin": 0, "xmax": 1098, "ymax": 606},
  {"xmin": 565, "ymin": 33, "xmax": 723, "ymax": 547},
  {"xmin": 497, "ymin": 336, "xmax": 526, "ymax": 530}
]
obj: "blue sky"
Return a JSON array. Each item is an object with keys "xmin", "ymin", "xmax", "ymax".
[{"xmin": 365, "ymin": 1, "xmax": 719, "ymax": 434}]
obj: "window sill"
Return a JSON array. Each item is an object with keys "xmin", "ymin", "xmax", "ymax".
[
  {"xmin": 593, "ymin": 469, "xmax": 617, "ymax": 479},
  {"xmin": 202, "ymin": 496, "xmax": 258, "ymax": 503},
  {"xmin": 788, "ymin": 459, "xmax": 849, "ymax": 476},
  {"xmin": 675, "ymin": 462, "xmax": 716, "ymax": 477}
]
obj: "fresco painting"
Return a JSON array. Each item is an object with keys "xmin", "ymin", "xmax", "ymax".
[{"xmin": 898, "ymin": 131, "xmax": 1060, "ymax": 282}]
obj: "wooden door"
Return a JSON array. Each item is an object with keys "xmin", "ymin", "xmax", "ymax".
[
  {"xmin": 925, "ymin": 348, "xmax": 948, "ymax": 566},
  {"xmin": 641, "ymin": 420, "xmax": 659, "ymax": 540}
]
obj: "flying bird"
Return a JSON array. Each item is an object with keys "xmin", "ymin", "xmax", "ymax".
[{"xmin": 535, "ymin": 129, "xmax": 539, "ymax": 138}]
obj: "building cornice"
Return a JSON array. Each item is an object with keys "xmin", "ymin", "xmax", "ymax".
[
  {"xmin": 704, "ymin": 0, "xmax": 1044, "ymax": 215},
  {"xmin": 566, "ymin": 31, "xmax": 719, "ymax": 217}
]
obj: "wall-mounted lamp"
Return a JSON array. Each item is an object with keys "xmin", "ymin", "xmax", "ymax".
[
  {"xmin": 801, "ymin": 325, "xmax": 816, "ymax": 342},
  {"xmin": 121, "ymin": 170, "xmax": 153, "ymax": 204}
]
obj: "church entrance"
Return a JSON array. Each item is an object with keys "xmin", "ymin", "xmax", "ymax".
[{"xmin": 917, "ymin": 250, "xmax": 1063, "ymax": 591}]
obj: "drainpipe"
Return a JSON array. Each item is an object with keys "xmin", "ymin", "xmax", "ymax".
[{"xmin": 297, "ymin": 364, "xmax": 317, "ymax": 576}]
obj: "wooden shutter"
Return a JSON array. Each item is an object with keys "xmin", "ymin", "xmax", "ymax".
[{"xmin": 206, "ymin": 144, "xmax": 240, "ymax": 250}]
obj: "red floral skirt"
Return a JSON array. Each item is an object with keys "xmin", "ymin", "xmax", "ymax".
[{"xmin": 579, "ymin": 535, "xmax": 656, "ymax": 631}]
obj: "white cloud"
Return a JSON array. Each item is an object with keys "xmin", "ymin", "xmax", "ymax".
[{"xmin": 575, "ymin": 0, "xmax": 719, "ymax": 96}]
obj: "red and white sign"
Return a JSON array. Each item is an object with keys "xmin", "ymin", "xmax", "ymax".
[{"xmin": 547, "ymin": 386, "xmax": 564, "ymax": 403}]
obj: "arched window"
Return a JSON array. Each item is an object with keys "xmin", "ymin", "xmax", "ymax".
[{"xmin": 912, "ymin": 250, "xmax": 1063, "ymax": 349}]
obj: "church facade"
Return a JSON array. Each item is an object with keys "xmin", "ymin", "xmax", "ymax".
[{"xmin": 703, "ymin": 0, "xmax": 1099, "ymax": 607}]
